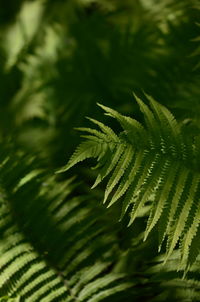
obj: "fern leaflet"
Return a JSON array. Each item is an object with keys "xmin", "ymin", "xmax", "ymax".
[{"xmin": 60, "ymin": 95, "xmax": 200, "ymax": 270}]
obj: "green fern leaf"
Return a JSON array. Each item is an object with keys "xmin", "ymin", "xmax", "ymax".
[
  {"xmin": 0, "ymin": 147, "xmax": 136, "ymax": 301},
  {"xmin": 60, "ymin": 95, "xmax": 200, "ymax": 269},
  {"xmin": 146, "ymin": 251, "xmax": 200, "ymax": 301}
]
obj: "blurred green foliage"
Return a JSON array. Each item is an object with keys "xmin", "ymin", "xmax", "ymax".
[
  {"xmin": 0, "ymin": 0, "xmax": 199, "ymax": 166},
  {"xmin": 0, "ymin": 0, "xmax": 200, "ymax": 301}
]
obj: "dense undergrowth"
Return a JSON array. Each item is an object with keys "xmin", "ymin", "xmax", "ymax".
[{"xmin": 0, "ymin": 0, "xmax": 200, "ymax": 301}]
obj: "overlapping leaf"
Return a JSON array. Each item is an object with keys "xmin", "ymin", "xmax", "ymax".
[
  {"xmin": 0, "ymin": 148, "xmax": 134, "ymax": 301},
  {"xmin": 60, "ymin": 95, "xmax": 200, "ymax": 269}
]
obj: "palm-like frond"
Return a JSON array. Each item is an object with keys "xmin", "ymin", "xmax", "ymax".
[{"xmin": 60, "ymin": 95, "xmax": 200, "ymax": 270}]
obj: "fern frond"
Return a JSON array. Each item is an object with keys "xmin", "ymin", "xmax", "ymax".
[
  {"xmin": 0, "ymin": 147, "xmax": 136, "ymax": 301},
  {"xmin": 60, "ymin": 95, "xmax": 200, "ymax": 269},
  {"xmin": 146, "ymin": 251, "xmax": 200, "ymax": 301}
]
